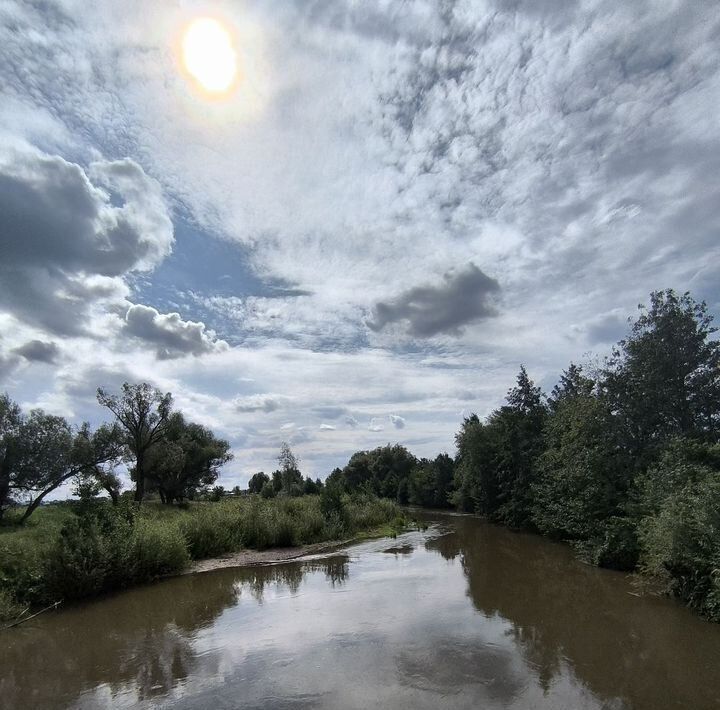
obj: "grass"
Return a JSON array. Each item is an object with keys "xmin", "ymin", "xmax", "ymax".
[{"xmin": 0, "ymin": 494, "xmax": 403, "ymax": 623}]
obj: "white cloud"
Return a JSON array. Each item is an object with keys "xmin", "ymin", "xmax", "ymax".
[
  {"xmin": 124, "ymin": 304, "xmax": 228, "ymax": 359},
  {"xmin": 1, "ymin": 0, "xmax": 719, "ymax": 487}
]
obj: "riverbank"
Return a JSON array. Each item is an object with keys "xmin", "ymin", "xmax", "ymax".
[{"xmin": 0, "ymin": 494, "xmax": 404, "ymax": 624}]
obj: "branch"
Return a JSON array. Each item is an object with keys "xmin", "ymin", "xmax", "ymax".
[{"xmin": 1, "ymin": 601, "xmax": 62, "ymax": 631}]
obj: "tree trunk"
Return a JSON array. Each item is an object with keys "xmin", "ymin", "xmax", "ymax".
[
  {"xmin": 134, "ymin": 448, "xmax": 145, "ymax": 503},
  {"xmin": 105, "ymin": 485, "xmax": 119, "ymax": 506},
  {"xmin": 19, "ymin": 471, "xmax": 76, "ymax": 523}
]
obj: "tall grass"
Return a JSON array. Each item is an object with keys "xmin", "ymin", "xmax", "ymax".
[{"xmin": 0, "ymin": 493, "xmax": 401, "ymax": 621}]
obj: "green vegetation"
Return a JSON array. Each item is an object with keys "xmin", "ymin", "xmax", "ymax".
[
  {"xmin": 0, "ymin": 494, "xmax": 401, "ymax": 622},
  {"xmin": 327, "ymin": 290, "xmax": 720, "ymax": 622},
  {"xmin": 2, "ymin": 288, "xmax": 718, "ymax": 624}
]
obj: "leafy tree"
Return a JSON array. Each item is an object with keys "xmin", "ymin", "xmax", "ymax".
[
  {"xmin": 532, "ymin": 377, "xmax": 629, "ymax": 542},
  {"xmin": 248, "ymin": 471, "xmax": 269, "ymax": 494},
  {"xmin": 144, "ymin": 412, "xmax": 232, "ymax": 504},
  {"xmin": 489, "ymin": 367, "xmax": 547, "ymax": 527},
  {"xmin": 602, "ymin": 290, "xmax": 720, "ymax": 465},
  {"xmin": 97, "ymin": 383, "xmax": 173, "ymax": 502},
  {"xmin": 303, "ymin": 476, "xmax": 323, "ymax": 495},
  {"xmin": 0, "ymin": 394, "xmax": 123, "ymax": 522},
  {"xmin": 636, "ymin": 440, "xmax": 720, "ymax": 619},
  {"xmin": 273, "ymin": 442, "xmax": 303, "ymax": 495},
  {"xmin": 451, "ymin": 415, "xmax": 500, "ymax": 513},
  {"xmin": 0, "ymin": 394, "xmax": 22, "ymax": 519},
  {"xmin": 408, "ymin": 454, "xmax": 455, "ymax": 508}
]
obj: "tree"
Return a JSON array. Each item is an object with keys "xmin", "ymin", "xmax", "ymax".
[
  {"xmin": 303, "ymin": 476, "xmax": 323, "ymax": 495},
  {"xmin": 532, "ymin": 382, "xmax": 629, "ymax": 542},
  {"xmin": 602, "ymin": 290, "xmax": 720, "ymax": 465},
  {"xmin": 409, "ymin": 454, "xmax": 455, "ymax": 508},
  {"xmin": 274, "ymin": 442, "xmax": 303, "ymax": 495},
  {"xmin": 144, "ymin": 412, "xmax": 232, "ymax": 504},
  {"xmin": 97, "ymin": 382, "xmax": 173, "ymax": 503},
  {"xmin": 488, "ymin": 366, "xmax": 547, "ymax": 527},
  {"xmin": 452, "ymin": 415, "xmax": 501, "ymax": 513},
  {"xmin": 0, "ymin": 394, "xmax": 124, "ymax": 522},
  {"xmin": 0, "ymin": 394, "xmax": 23, "ymax": 520},
  {"xmin": 248, "ymin": 471, "xmax": 269, "ymax": 494}
]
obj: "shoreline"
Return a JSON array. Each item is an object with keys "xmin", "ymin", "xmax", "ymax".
[{"xmin": 184, "ymin": 538, "xmax": 353, "ymax": 575}]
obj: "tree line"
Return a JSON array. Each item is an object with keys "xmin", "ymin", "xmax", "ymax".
[
  {"xmin": 0, "ymin": 382, "xmax": 232, "ymax": 522},
  {"xmin": 327, "ymin": 290, "xmax": 720, "ymax": 620}
]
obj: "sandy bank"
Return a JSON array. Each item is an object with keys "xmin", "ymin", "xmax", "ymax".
[{"xmin": 185, "ymin": 539, "xmax": 351, "ymax": 575}]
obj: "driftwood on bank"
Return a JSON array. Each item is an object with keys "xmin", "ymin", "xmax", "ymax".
[{"xmin": 1, "ymin": 600, "xmax": 62, "ymax": 631}]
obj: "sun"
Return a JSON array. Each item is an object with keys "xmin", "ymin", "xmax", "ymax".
[{"xmin": 181, "ymin": 17, "xmax": 238, "ymax": 94}]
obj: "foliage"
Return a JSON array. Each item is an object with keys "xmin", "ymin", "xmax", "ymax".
[
  {"xmin": 338, "ymin": 444, "xmax": 418, "ymax": 500},
  {"xmin": 97, "ymin": 382, "xmax": 173, "ymax": 502},
  {"xmin": 0, "ymin": 395, "xmax": 123, "ymax": 523},
  {"xmin": 0, "ymin": 495, "xmax": 400, "ymax": 619},
  {"xmin": 532, "ymin": 381, "xmax": 629, "ymax": 542},
  {"xmin": 408, "ymin": 453, "xmax": 455, "ymax": 508},
  {"xmin": 144, "ymin": 410, "xmax": 231, "ymax": 503},
  {"xmin": 452, "ymin": 366, "xmax": 546, "ymax": 527},
  {"xmin": 248, "ymin": 471, "xmax": 269, "ymax": 494}
]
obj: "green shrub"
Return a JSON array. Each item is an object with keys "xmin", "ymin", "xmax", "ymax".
[
  {"xmin": 0, "ymin": 588, "xmax": 23, "ymax": 623},
  {"xmin": 133, "ymin": 519, "xmax": 190, "ymax": 581},
  {"xmin": 44, "ymin": 516, "xmax": 110, "ymax": 600},
  {"xmin": 179, "ymin": 504, "xmax": 242, "ymax": 558},
  {"xmin": 574, "ymin": 516, "xmax": 640, "ymax": 571},
  {"xmin": 639, "ymin": 473, "xmax": 720, "ymax": 621}
]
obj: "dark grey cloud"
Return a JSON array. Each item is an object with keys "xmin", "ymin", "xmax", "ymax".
[
  {"xmin": 368, "ymin": 264, "xmax": 500, "ymax": 337},
  {"xmin": 12, "ymin": 339, "xmax": 60, "ymax": 364},
  {"xmin": 124, "ymin": 304, "xmax": 228, "ymax": 360},
  {"xmin": 0, "ymin": 144, "xmax": 173, "ymax": 335},
  {"xmin": 584, "ymin": 312, "xmax": 631, "ymax": 346},
  {"xmin": 234, "ymin": 395, "xmax": 283, "ymax": 413}
]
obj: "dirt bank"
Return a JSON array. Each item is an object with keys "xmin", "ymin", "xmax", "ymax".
[{"xmin": 185, "ymin": 539, "xmax": 351, "ymax": 574}]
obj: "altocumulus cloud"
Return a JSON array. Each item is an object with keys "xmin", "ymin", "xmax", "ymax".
[
  {"xmin": 368, "ymin": 264, "xmax": 501, "ymax": 338},
  {"xmin": 124, "ymin": 304, "xmax": 228, "ymax": 360}
]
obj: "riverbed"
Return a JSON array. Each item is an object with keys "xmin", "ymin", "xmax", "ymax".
[{"xmin": 1, "ymin": 511, "xmax": 719, "ymax": 709}]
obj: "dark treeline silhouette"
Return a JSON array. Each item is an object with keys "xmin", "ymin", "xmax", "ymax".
[{"xmin": 329, "ymin": 290, "xmax": 720, "ymax": 621}]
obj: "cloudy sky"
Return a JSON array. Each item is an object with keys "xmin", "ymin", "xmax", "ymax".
[{"xmin": 1, "ymin": 0, "xmax": 719, "ymax": 488}]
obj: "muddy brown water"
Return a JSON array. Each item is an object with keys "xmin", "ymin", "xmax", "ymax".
[{"xmin": 1, "ymin": 511, "xmax": 719, "ymax": 709}]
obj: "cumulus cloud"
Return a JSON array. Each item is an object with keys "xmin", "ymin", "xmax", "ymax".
[
  {"xmin": 12, "ymin": 340, "xmax": 60, "ymax": 364},
  {"xmin": 124, "ymin": 304, "xmax": 228, "ymax": 360},
  {"xmin": 2, "ymin": 0, "xmax": 720, "ymax": 480},
  {"xmin": 368, "ymin": 265, "xmax": 501, "ymax": 338},
  {"xmin": 368, "ymin": 414, "xmax": 406, "ymax": 432},
  {"xmin": 368, "ymin": 417, "xmax": 385, "ymax": 433},
  {"xmin": 0, "ymin": 144, "xmax": 173, "ymax": 335},
  {"xmin": 390, "ymin": 415, "xmax": 406, "ymax": 429}
]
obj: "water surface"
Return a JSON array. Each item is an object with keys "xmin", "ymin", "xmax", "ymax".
[{"xmin": 2, "ymin": 512, "xmax": 719, "ymax": 709}]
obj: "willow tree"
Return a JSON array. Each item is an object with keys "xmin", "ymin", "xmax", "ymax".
[{"xmin": 97, "ymin": 382, "xmax": 173, "ymax": 503}]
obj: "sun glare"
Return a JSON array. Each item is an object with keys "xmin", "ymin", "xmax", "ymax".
[{"xmin": 181, "ymin": 17, "xmax": 238, "ymax": 94}]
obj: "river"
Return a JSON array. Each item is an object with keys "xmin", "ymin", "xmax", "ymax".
[{"xmin": 1, "ymin": 511, "xmax": 719, "ymax": 709}]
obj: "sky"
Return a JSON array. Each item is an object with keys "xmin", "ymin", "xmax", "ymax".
[{"xmin": 1, "ymin": 0, "xmax": 719, "ymax": 489}]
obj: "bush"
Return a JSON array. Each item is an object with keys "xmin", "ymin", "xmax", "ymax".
[
  {"xmin": 575, "ymin": 516, "xmax": 640, "ymax": 571},
  {"xmin": 0, "ymin": 588, "xmax": 23, "ymax": 623},
  {"xmin": 44, "ymin": 516, "xmax": 111, "ymax": 600},
  {"xmin": 133, "ymin": 519, "xmax": 190, "ymax": 581},
  {"xmin": 179, "ymin": 504, "xmax": 242, "ymax": 558},
  {"xmin": 639, "ymin": 473, "xmax": 720, "ymax": 621},
  {"xmin": 0, "ymin": 494, "xmax": 401, "ymax": 612}
]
